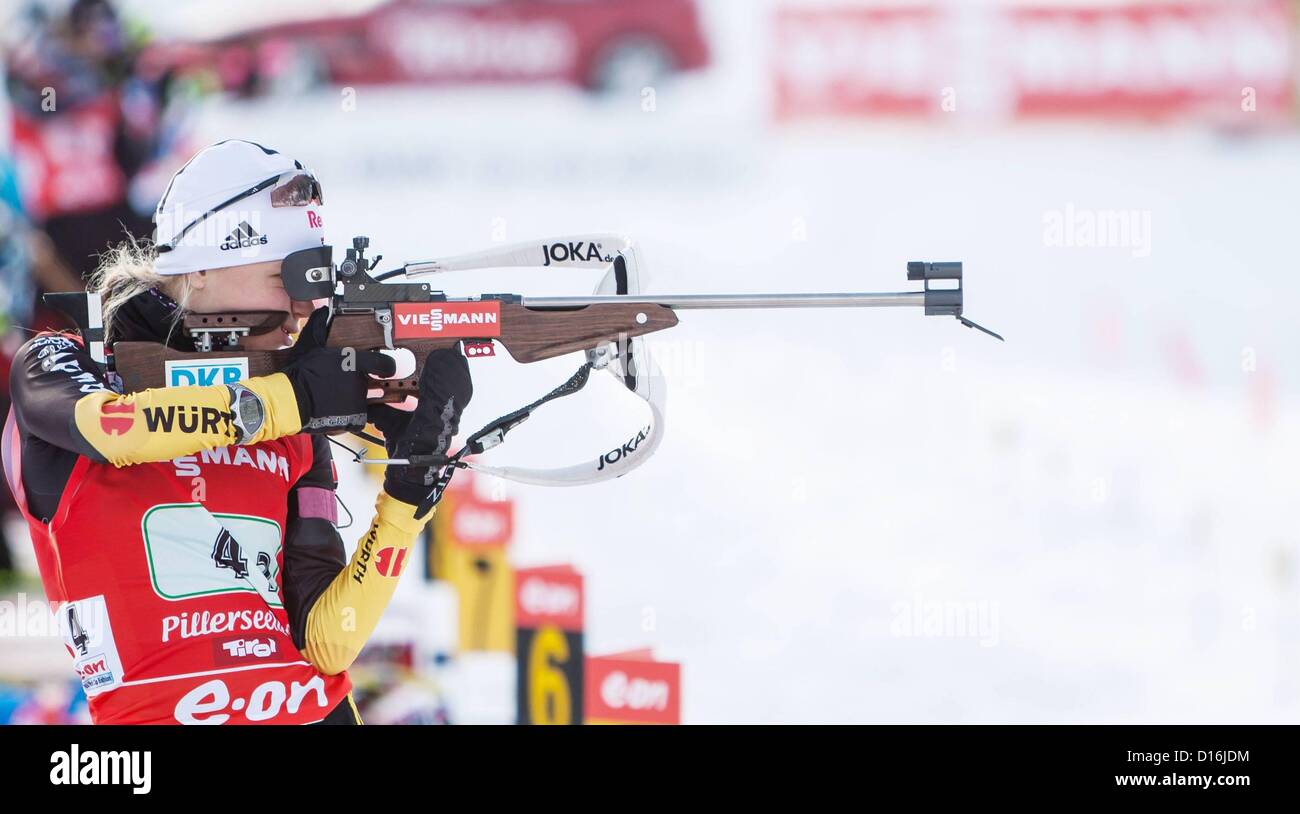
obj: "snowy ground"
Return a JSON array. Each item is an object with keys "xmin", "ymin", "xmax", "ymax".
[{"xmin": 7, "ymin": 0, "xmax": 1300, "ymax": 723}]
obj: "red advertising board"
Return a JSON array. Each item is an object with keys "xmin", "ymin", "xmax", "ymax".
[
  {"xmin": 515, "ymin": 565, "xmax": 584, "ymax": 632},
  {"xmin": 773, "ymin": 1, "xmax": 1296, "ymax": 122},
  {"xmin": 774, "ymin": 5, "xmax": 944, "ymax": 119},
  {"xmin": 446, "ymin": 488, "xmax": 514, "ymax": 548},
  {"xmin": 515, "ymin": 565, "xmax": 585, "ymax": 724},
  {"xmin": 585, "ymin": 650, "xmax": 681, "ymax": 725}
]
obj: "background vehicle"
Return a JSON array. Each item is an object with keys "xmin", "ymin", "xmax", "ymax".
[{"xmin": 140, "ymin": 0, "xmax": 711, "ymax": 96}]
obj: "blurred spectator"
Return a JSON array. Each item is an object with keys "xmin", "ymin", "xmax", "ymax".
[
  {"xmin": 0, "ymin": 0, "xmax": 197, "ymax": 592},
  {"xmin": 4, "ymin": 0, "xmax": 166, "ymax": 280},
  {"xmin": 0, "ymin": 141, "xmax": 31, "ymax": 584},
  {"xmin": 0, "ymin": 679, "xmax": 90, "ymax": 725}
]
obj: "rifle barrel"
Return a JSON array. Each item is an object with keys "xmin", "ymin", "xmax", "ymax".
[{"xmin": 518, "ymin": 292, "xmax": 927, "ymax": 310}]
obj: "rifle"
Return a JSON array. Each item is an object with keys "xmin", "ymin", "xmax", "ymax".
[{"xmin": 46, "ymin": 234, "xmax": 1001, "ymax": 491}]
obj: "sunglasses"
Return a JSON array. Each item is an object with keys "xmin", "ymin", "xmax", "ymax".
[{"xmin": 155, "ymin": 171, "xmax": 324, "ymax": 254}]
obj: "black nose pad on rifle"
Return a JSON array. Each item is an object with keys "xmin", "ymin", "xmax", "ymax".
[{"xmin": 281, "ymin": 246, "xmax": 335, "ymax": 300}]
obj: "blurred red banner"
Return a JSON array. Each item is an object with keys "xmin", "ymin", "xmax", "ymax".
[
  {"xmin": 445, "ymin": 488, "xmax": 514, "ymax": 548},
  {"xmin": 514, "ymin": 564, "xmax": 584, "ymax": 632},
  {"xmin": 585, "ymin": 650, "xmax": 681, "ymax": 725},
  {"xmin": 773, "ymin": 1, "xmax": 1296, "ymax": 122}
]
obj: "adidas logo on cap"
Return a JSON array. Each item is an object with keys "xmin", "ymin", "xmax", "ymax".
[{"xmin": 220, "ymin": 222, "xmax": 269, "ymax": 252}]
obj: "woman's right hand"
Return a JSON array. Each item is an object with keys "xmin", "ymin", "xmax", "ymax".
[{"xmin": 282, "ymin": 307, "xmax": 396, "ymax": 433}]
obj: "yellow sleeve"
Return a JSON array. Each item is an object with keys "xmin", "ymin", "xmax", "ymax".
[
  {"xmin": 71, "ymin": 372, "xmax": 302, "ymax": 466},
  {"xmin": 302, "ymin": 492, "xmax": 430, "ymax": 676}
]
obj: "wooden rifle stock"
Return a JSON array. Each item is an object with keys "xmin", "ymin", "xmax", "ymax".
[{"xmin": 113, "ymin": 302, "xmax": 678, "ymax": 403}]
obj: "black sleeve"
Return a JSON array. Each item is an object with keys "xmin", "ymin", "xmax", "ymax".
[
  {"xmin": 282, "ymin": 433, "xmax": 348, "ymax": 652},
  {"xmin": 9, "ymin": 333, "xmax": 111, "ymax": 460},
  {"xmin": 8, "ymin": 334, "xmax": 110, "ymax": 521}
]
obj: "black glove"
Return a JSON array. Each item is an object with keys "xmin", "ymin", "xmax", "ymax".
[
  {"xmin": 282, "ymin": 307, "xmax": 397, "ymax": 433},
  {"xmin": 368, "ymin": 345, "xmax": 473, "ymax": 511}
]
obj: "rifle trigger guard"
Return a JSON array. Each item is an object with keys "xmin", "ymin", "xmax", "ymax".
[{"xmin": 376, "ymin": 308, "xmax": 395, "ymax": 349}]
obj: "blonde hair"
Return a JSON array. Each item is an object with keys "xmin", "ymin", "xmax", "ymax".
[{"xmin": 86, "ymin": 236, "xmax": 196, "ymax": 346}]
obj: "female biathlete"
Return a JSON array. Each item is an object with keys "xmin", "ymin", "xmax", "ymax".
[{"xmin": 1, "ymin": 140, "xmax": 472, "ymax": 724}]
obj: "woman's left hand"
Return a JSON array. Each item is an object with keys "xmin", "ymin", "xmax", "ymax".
[{"xmin": 367, "ymin": 344, "xmax": 473, "ymax": 508}]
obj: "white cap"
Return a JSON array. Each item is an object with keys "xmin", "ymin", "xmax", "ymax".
[{"xmin": 153, "ymin": 140, "xmax": 326, "ymax": 276}]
